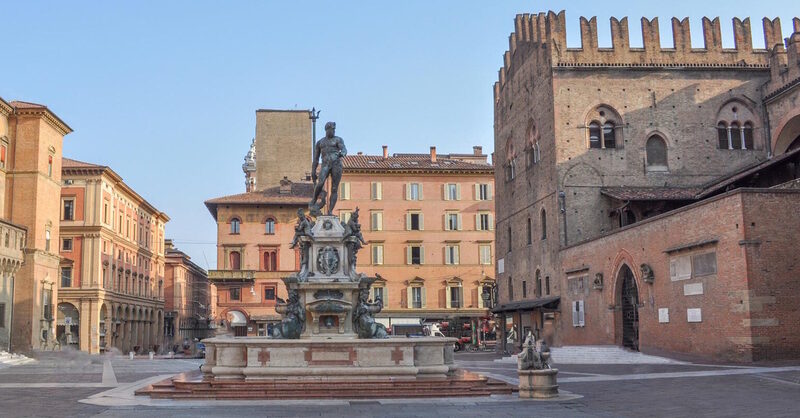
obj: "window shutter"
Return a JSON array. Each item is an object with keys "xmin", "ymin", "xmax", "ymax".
[
  {"xmin": 407, "ymin": 287, "xmax": 412, "ymax": 308},
  {"xmin": 443, "ymin": 184, "xmax": 449, "ymax": 201},
  {"xmin": 489, "ymin": 214, "xmax": 494, "ymax": 231},
  {"xmin": 376, "ymin": 182, "xmax": 382, "ymax": 200},
  {"xmin": 474, "ymin": 184, "xmax": 479, "ymax": 200},
  {"xmin": 405, "ymin": 183, "xmax": 411, "ymax": 200},
  {"xmin": 419, "ymin": 184, "xmax": 423, "ymax": 200},
  {"xmin": 572, "ymin": 301, "xmax": 579, "ymax": 327},
  {"xmin": 457, "ymin": 214, "xmax": 463, "ymax": 230},
  {"xmin": 420, "ymin": 246, "xmax": 425, "ymax": 264},
  {"xmin": 579, "ymin": 300, "xmax": 586, "ymax": 326},
  {"xmin": 478, "ymin": 287, "xmax": 484, "ymax": 309},
  {"xmin": 421, "ymin": 287, "xmax": 427, "ymax": 308},
  {"xmin": 443, "ymin": 214, "xmax": 449, "ymax": 231},
  {"xmin": 459, "ymin": 287, "xmax": 464, "ymax": 309},
  {"xmin": 488, "ymin": 184, "xmax": 493, "ymax": 200},
  {"xmin": 406, "ymin": 213, "xmax": 411, "ymax": 231},
  {"xmin": 456, "ymin": 184, "xmax": 462, "ymax": 200},
  {"xmin": 446, "ymin": 286, "xmax": 452, "ymax": 308},
  {"xmin": 475, "ymin": 214, "xmax": 479, "ymax": 231},
  {"xmin": 382, "ymin": 287, "xmax": 388, "ymax": 308},
  {"xmin": 419, "ymin": 213, "xmax": 424, "ymax": 230},
  {"xmin": 345, "ymin": 183, "xmax": 351, "ymax": 200},
  {"xmin": 406, "ymin": 246, "xmax": 411, "ymax": 265},
  {"xmin": 454, "ymin": 247, "xmax": 460, "ymax": 264},
  {"xmin": 377, "ymin": 212, "xmax": 383, "ymax": 231}
]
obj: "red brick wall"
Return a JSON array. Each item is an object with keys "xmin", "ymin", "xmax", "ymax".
[{"xmin": 558, "ymin": 190, "xmax": 800, "ymax": 362}]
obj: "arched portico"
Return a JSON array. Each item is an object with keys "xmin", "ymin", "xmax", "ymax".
[{"xmin": 772, "ymin": 111, "xmax": 800, "ymax": 155}]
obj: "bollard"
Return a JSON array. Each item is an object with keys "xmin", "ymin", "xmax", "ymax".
[
  {"xmin": 129, "ymin": 351, "xmax": 134, "ymax": 360},
  {"xmin": 149, "ymin": 351, "xmax": 154, "ymax": 360},
  {"xmin": 168, "ymin": 351, "xmax": 174, "ymax": 359}
]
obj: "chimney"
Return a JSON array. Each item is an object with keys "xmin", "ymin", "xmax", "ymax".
[
  {"xmin": 473, "ymin": 146, "xmax": 483, "ymax": 156},
  {"xmin": 357, "ymin": 151, "xmax": 363, "ymax": 155},
  {"xmin": 430, "ymin": 146, "xmax": 437, "ymax": 163},
  {"xmin": 164, "ymin": 239, "xmax": 174, "ymax": 251},
  {"xmin": 382, "ymin": 145, "xmax": 388, "ymax": 159}
]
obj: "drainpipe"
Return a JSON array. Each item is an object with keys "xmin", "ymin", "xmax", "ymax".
[
  {"xmin": 558, "ymin": 191, "xmax": 567, "ymax": 246},
  {"xmin": 7, "ymin": 272, "xmax": 14, "ymax": 352}
]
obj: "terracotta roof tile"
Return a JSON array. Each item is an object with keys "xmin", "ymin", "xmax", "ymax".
[
  {"xmin": 9, "ymin": 100, "xmax": 47, "ymax": 109},
  {"xmin": 600, "ymin": 187, "xmax": 701, "ymax": 201},
  {"xmin": 697, "ymin": 147, "xmax": 800, "ymax": 198},
  {"xmin": 205, "ymin": 183, "xmax": 313, "ymax": 206},
  {"xmin": 62, "ymin": 157, "xmax": 106, "ymax": 169},
  {"xmin": 342, "ymin": 154, "xmax": 493, "ymax": 172}
]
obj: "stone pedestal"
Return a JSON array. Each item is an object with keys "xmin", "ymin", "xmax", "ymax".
[{"xmin": 518, "ymin": 368, "xmax": 559, "ymax": 399}]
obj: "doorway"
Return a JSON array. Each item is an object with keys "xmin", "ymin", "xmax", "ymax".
[{"xmin": 619, "ymin": 265, "xmax": 639, "ymax": 351}]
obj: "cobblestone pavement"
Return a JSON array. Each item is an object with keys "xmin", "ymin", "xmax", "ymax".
[{"xmin": 0, "ymin": 351, "xmax": 798, "ymax": 417}]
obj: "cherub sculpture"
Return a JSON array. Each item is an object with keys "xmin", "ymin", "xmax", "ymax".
[
  {"xmin": 353, "ymin": 278, "xmax": 388, "ymax": 339},
  {"xmin": 518, "ymin": 331, "xmax": 551, "ymax": 370},
  {"xmin": 290, "ymin": 208, "xmax": 314, "ymax": 281},
  {"xmin": 272, "ymin": 288, "xmax": 305, "ymax": 339},
  {"xmin": 343, "ymin": 207, "xmax": 367, "ymax": 272}
]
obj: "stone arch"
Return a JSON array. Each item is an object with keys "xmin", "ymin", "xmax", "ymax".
[
  {"xmin": 772, "ymin": 110, "xmax": 800, "ymax": 155},
  {"xmin": 56, "ymin": 302, "xmax": 80, "ymax": 349}
]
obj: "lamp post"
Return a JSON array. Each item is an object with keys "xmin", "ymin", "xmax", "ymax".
[{"xmin": 309, "ymin": 107, "xmax": 321, "ymax": 165}]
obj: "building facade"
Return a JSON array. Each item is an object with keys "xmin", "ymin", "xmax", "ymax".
[
  {"xmin": 59, "ymin": 158, "xmax": 168, "ymax": 354},
  {"xmin": 493, "ymin": 11, "xmax": 800, "ymax": 361},
  {"xmin": 205, "ymin": 110, "xmax": 497, "ymax": 339},
  {"xmin": 163, "ymin": 239, "xmax": 210, "ymax": 353},
  {"xmin": 0, "ymin": 97, "xmax": 71, "ymax": 353}
]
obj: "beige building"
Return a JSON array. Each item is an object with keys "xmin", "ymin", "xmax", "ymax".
[
  {"xmin": 59, "ymin": 158, "xmax": 168, "ymax": 354},
  {"xmin": 1, "ymin": 97, "xmax": 71, "ymax": 353},
  {"xmin": 163, "ymin": 239, "xmax": 211, "ymax": 352}
]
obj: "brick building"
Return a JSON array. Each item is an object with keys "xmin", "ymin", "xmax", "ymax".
[
  {"xmin": 492, "ymin": 11, "xmax": 800, "ymax": 361},
  {"xmin": 59, "ymin": 158, "xmax": 168, "ymax": 354},
  {"xmin": 205, "ymin": 110, "xmax": 497, "ymax": 339},
  {"xmin": 163, "ymin": 239, "xmax": 210, "ymax": 353},
  {"xmin": 0, "ymin": 97, "xmax": 71, "ymax": 353}
]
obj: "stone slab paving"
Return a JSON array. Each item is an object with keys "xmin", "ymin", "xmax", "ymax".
[{"xmin": 0, "ymin": 351, "xmax": 798, "ymax": 417}]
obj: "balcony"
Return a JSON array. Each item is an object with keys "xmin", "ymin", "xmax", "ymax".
[{"xmin": 208, "ymin": 270, "xmax": 256, "ymax": 283}]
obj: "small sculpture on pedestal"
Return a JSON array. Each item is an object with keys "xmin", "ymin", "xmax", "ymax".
[
  {"xmin": 353, "ymin": 277, "xmax": 388, "ymax": 339},
  {"xmin": 517, "ymin": 331, "xmax": 559, "ymax": 399},
  {"xmin": 272, "ymin": 288, "xmax": 305, "ymax": 339},
  {"xmin": 343, "ymin": 207, "xmax": 367, "ymax": 278},
  {"xmin": 290, "ymin": 208, "xmax": 314, "ymax": 281},
  {"xmin": 518, "ymin": 331, "xmax": 551, "ymax": 370}
]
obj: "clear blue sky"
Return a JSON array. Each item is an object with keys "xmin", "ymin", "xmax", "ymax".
[{"xmin": 1, "ymin": 1, "xmax": 795, "ymax": 270}]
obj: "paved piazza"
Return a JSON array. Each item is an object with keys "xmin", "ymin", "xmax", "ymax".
[{"xmin": 1, "ymin": 350, "xmax": 798, "ymax": 417}]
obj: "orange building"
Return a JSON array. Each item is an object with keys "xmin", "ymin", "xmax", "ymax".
[
  {"xmin": 59, "ymin": 158, "xmax": 168, "ymax": 354},
  {"xmin": 0, "ymin": 97, "xmax": 71, "ymax": 353},
  {"xmin": 163, "ymin": 239, "xmax": 211, "ymax": 352},
  {"xmin": 205, "ymin": 139, "xmax": 496, "ymax": 338}
]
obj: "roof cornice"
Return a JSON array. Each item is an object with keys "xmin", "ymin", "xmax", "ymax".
[
  {"xmin": 0, "ymin": 98, "xmax": 12, "ymax": 116},
  {"xmin": 13, "ymin": 106, "xmax": 72, "ymax": 136}
]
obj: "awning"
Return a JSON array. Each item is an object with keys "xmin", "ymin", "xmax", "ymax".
[
  {"xmin": 491, "ymin": 296, "xmax": 560, "ymax": 314},
  {"xmin": 227, "ymin": 310, "xmax": 248, "ymax": 326}
]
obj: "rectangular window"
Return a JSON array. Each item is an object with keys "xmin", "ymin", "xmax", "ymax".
[
  {"xmin": 445, "ymin": 245, "xmax": 460, "ymax": 265},
  {"xmin": 479, "ymin": 245, "xmax": 491, "ymax": 265},
  {"xmin": 449, "ymin": 287, "xmax": 461, "ymax": 308},
  {"xmin": 371, "ymin": 182, "xmax": 382, "ymax": 200},
  {"xmin": 444, "ymin": 183, "xmax": 460, "ymax": 200},
  {"xmin": 372, "ymin": 286, "xmax": 385, "ymax": 304},
  {"xmin": 339, "ymin": 182, "xmax": 351, "ymax": 200},
  {"xmin": 508, "ymin": 277, "xmax": 513, "ymax": 300},
  {"xmin": 407, "ymin": 183, "xmax": 421, "ymax": 200},
  {"xmin": 42, "ymin": 288, "xmax": 52, "ymax": 320},
  {"xmin": 230, "ymin": 287, "xmax": 241, "ymax": 301},
  {"xmin": 62, "ymin": 238, "xmax": 73, "ymax": 252},
  {"xmin": 47, "ymin": 155, "xmax": 53, "ymax": 177},
  {"xmin": 409, "ymin": 246, "xmax": 422, "ymax": 265},
  {"xmin": 477, "ymin": 184, "xmax": 491, "ymax": 200},
  {"xmin": 0, "ymin": 303, "xmax": 5, "ymax": 328},
  {"xmin": 370, "ymin": 211, "xmax": 383, "ymax": 231},
  {"xmin": 339, "ymin": 211, "xmax": 352, "ymax": 224},
  {"xmin": 0, "ymin": 143, "xmax": 6, "ymax": 169},
  {"xmin": 572, "ymin": 300, "xmax": 585, "ymax": 327},
  {"xmin": 371, "ymin": 244, "xmax": 384, "ymax": 265},
  {"xmin": 477, "ymin": 213, "xmax": 491, "ymax": 231},
  {"xmin": 264, "ymin": 287, "xmax": 276, "ymax": 301},
  {"xmin": 408, "ymin": 213, "xmax": 421, "ymax": 231},
  {"xmin": 545, "ymin": 276, "xmax": 550, "ymax": 295},
  {"xmin": 445, "ymin": 213, "xmax": 461, "ymax": 231},
  {"xmin": 411, "ymin": 287, "xmax": 423, "ymax": 308},
  {"xmin": 526, "ymin": 218, "xmax": 532, "ymax": 244},
  {"xmin": 61, "ymin": 267, "xmax": 72, "ymax": 288},
  {"xmin": 45, "ymin": 230, "xmax": 51, "ymax": 252},
  {"xmin": 522, "ymin": 280, "xmax": 527, "ymax": 298},
  {"xmin": 103, "ymin": 203, "xmax": 109, "ymax": 224}
]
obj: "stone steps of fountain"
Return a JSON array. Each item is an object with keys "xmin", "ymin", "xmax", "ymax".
[{"xmin": 136, "ymin": 370, "xmax": 514, "ymax": 399}]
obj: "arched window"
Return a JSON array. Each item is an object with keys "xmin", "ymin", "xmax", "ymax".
[
  {"xmin": 540, "ymin": 209, "xmax": 547, "ymax": 240},
  {"xmin": 743, "ymin": 122, "xmax": 754, "ymax": 150},
  {"xmin": 716, "ymin": 101, "xmax": 757, "ymax": 150},
  {"xmin": 263, "ymin": 250, "xmax": 277, "ymax": 272},
  {"xmin": 588, "ymin": 122, "xmax": 601, "ymax": 148},
  {"xmin": 230, "ymin": 218, "xmax": 240, "ymax": 234},
  {"xmin": 603, "ymin": 122, "xmax": 616, "ymax": 148},
  {"xmin": 646, "ymin": 135, "xmax": 668, "ymax": 169},
  {"xmin": 586, "ymin": 105, "xmax": 622, "ymax": 149},
  {"xmin": 229, "ymin": 251, "xmax": 241, "ymax": 270},
  {"xmin": 730, "ymin": 122, "xmax": 742, "ymax": 149},
  {"xmin": 265, "ymin": 218, "xmax": 275, "ymax": 235},
  {"xmin": 717, "ymin": 122, "xmax": 729, "ymax": 149}
]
